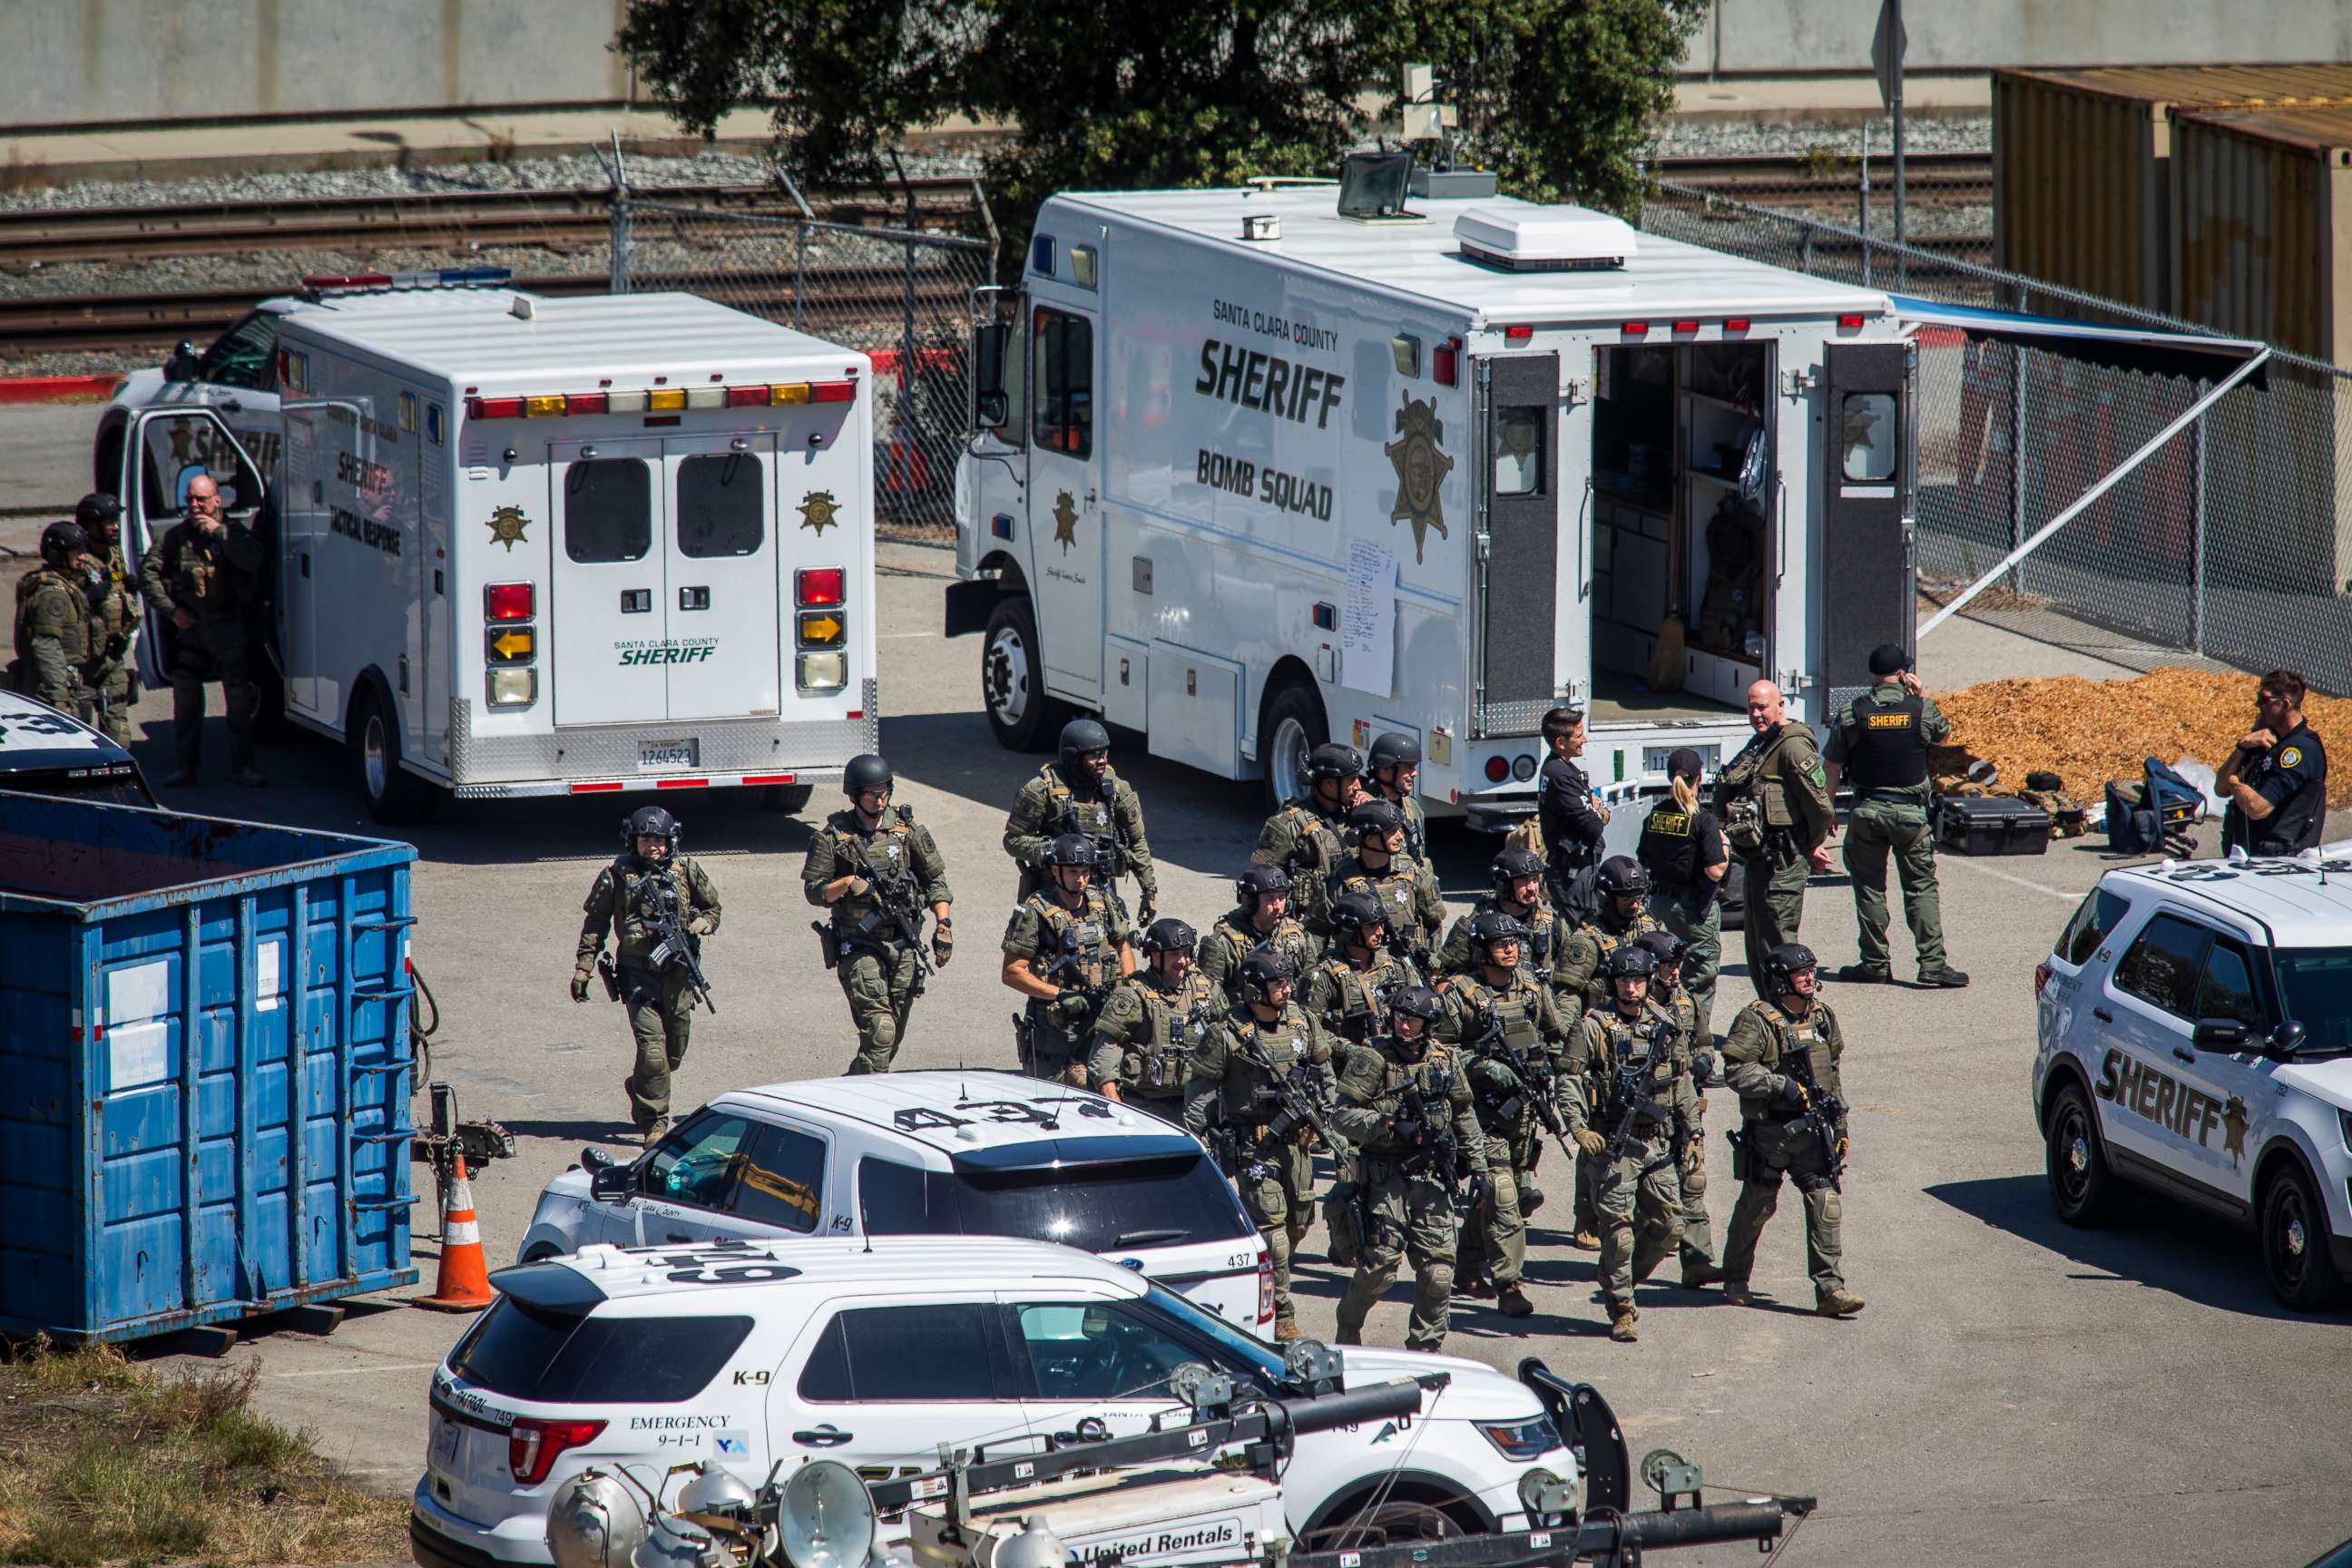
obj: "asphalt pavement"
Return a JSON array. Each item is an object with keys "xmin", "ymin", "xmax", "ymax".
[{"xmin": 47, "ymin": 531, "xmax": 2323, "ymax": 1568}]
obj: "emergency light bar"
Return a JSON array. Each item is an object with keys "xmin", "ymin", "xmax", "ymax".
[
  {"xmin": 464, "ymin": 380, "xmax": 857, "ymax": 420},
  {"xmin": 301, "ymin": 266, "xmax": 512, "ymax": 294}
]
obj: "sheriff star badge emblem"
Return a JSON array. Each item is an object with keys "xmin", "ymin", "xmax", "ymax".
[
  {"xmin": 1385, "ymin": 393, "xmax": 1454, "ymax": 564},
  {"xmin": 799, "ymin": 489, "xmax": 841, "ymax": 535},
  {"xmin": 485, "ymin": 505, "xmax": 531, "ymax": 552},
  {"xmin": 1053, "ymin": 490, "xmax": 1080, "ymax": 553}
]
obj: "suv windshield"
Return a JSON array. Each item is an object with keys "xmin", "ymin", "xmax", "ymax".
[
  {"xmin": 1139, "ymin": 1282, "xmax": 1284, "ymax": 1385},
  {"xmin": 862, "ymin": 1153, "xmax": 1250, "ymax": 1251},
  {"xmin": 2273, "ymin": 947, "xmax": 2352, "ymax": 1053},
  {"xmin": 447, "ymin": 1301, "xmax": 752, "ymax": 1403}
]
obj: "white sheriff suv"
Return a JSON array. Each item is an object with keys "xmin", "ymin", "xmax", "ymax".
[
  {"xmin": 515, "ymin": 1072, "xmax": 1271, "ymax": 1330},
  {"xmin": 409, "ymin": 1236, "xmax": 1602, "ymax": 1568},
  {"xmin": 2034, "ymin": 850, "xmax": 2352, "ymax": 1309}
]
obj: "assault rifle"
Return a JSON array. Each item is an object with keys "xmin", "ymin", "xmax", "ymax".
[
  {"xmin": 1466, "ymin": 1012, "xmax": 1578, "ymax": 1163},
  {"xmin": 1780, "ymin": 1041, "xmax": 1847, "ymax": 1191},
  {"xmin": 642, "ymin": 874, "xmax": 717, "ymax": 1014},
  {"xmin": 853, "ymin": 839, "xmax": 936, "ymax": 993},
  {"xmin": 1596, "ymin": 1015, "xmax": 1685, "ymax": 1189},
  {"xmin": 1236, "ymin": 1037, "xmax": 1345, "ymax": 1179},
  {"xmin": 1053, "ymin": 776, "xmax": 1140, "ymax": 916},
  {"xmin": 1387, "ymin": 1073, "xmax": 1464, "ymax": 1191}
]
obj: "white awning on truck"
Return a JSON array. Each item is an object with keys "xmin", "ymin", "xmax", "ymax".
[{"xmin": 1891, "ymin": 294, "xmax": 2269, "ymax": 387}]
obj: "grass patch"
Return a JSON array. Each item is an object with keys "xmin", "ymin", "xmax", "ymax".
[{"xmin": 0, "ymin": 1339, "xmax": 407, "ymax": 1567}]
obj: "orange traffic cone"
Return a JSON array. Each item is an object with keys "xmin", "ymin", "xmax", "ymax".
[{"xmin": 415, "ymin": 1154, "xmax": 495, "ymax": 1311}]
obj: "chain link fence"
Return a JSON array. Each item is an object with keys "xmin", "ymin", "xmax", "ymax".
[
  {"xmin": 1640, "ymin": 180, "xmax": 2352, "ymax": 693},
  {"xmin": 611, "ymin": 199, "xmax": 995, "ymax": 543}
]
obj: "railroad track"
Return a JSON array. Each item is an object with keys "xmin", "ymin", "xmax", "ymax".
[{"xmin": 1654, "ymin": 150, "xmax": 1989, "ymax": 208}]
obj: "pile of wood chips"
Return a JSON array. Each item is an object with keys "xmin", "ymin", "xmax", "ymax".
[{"xmin": 1926, "ymin": 667, "xmax": 2352, "ymax": 809}]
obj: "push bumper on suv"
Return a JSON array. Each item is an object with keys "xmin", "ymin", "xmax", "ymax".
[{"xmin": 1519, "ymin": 1357, "xmax": 1632, "ymax": 1515}]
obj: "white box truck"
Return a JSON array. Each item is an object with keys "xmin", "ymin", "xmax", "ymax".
[
  {"xmin": 946, "ymin": 163, "xmax": 1920, "ymax": 824},
  {"xmin": 113, "ymin": 279, "xmax": 879, "ymax": 822}
]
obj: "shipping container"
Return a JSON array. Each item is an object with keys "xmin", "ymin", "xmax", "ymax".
[
  {"xmin": 2171, "ymin": 104, "xmax": 2352, "ymax": 362},
  {"xmin": 1994, "ymin": 65, "xmax": 2352, "ymax": 317},
  {"xmin": 0, "ymin": 796, "xmax": 418, "ymax": 1345}
]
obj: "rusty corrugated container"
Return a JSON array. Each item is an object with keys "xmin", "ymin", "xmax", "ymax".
[
  {"xmin": 2171, "ymin": 105, "xmax": 2352, "ymax": 362},
  {"xmin": 1994, "ymin": 65, "xmax": 2352, "ymax": 317}
]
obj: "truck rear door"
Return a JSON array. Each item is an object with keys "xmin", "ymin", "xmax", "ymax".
[
  {"xmin": 1819, "ymin": 342, "xmax": 1916, "ymax": 706},
  {"xmin": 664, "ymin": 433, "xmax": 780, "ymax": 720},
  {"xmin": 114, "ymin": 407, "xmax": 268, "ymax": 693},
  {"xmin": 549, "ymin": 437, "xmax": 667, "ymax": 726},
  {"xmin": 1475, "ymin": 352, "xmax": 1564, "ymax": 732}
]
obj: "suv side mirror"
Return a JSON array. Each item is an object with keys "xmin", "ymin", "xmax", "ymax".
[
  {"xmin": 2190, "ymin": 1018, "xmax": 2248, "ymax": 1050},
  {"xmin": 162, "ymin": 340, "xmax": 201, "ymax": 384},
  {"xmin": 970, "ymin": 319, "xmax": 1009, "ymax": 432},
  {"xmin": 585, "ymin": 1148, "xmax": 638, "ymax": 1201},
  {"xmin": 2266, "ymin": 1019, "xmax": 2308, "ymax": 1060}
]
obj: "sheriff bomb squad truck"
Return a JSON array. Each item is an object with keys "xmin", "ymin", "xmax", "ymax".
[
  {"xmin": 947, "ymin": 154, "xmax": 1921, "ymax": 820},
  {"xmin": 112, "ymin": 275, "xmax": 878, "ymax": 823}
]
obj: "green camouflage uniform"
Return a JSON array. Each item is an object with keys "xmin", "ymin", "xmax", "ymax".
[
  {"xmin": 575, "ymin": 855, "xmax": 723, "ymax": 1132},
  {"xmin": 1653, "ymin": 986, "xmax": 1718, "ymax": 1274},
  {"xmin": 1185, "ymin": 1000, "xmax": 1333, "ymax": 1326},
  {"xmin": 1435, "ymin": 894, "xmax": 1570, "ymax": 988},
  {"xmin": 1715, "ymin": 721, "xmax": 1836, "ymax": 993},
  {"xmin": 1198, "ymin": 906, "xmax": 1322, "ymax": 1004},
  {"xmin": 1321, "ymin": 850, "xmax": 1446, "ymax": 968},
  {"xmin": 1328, "ymin": 1033, "xmax": 1483, "ymax": 1349},
  {"xmin": 1825, "ymin": 681, "xmax": 1952, "ymax": 975},
  {"xmin": 12, "ymin": 565, "xmax": 93, "ymax": 715},
  {"xmin": 1719, "ymin": 996, "xmax": 1851, "ymax": 1304},
  {"xmin": 1004, "ymin": 761, "xmax": 1157, "ymax": 914},
  {"xmin": 84, "ymin": 544, "xmax": 142, "ymax": 746},
  {"xmin": 802, "ymin": 805, "xmax": 953, "ymax": 1074},
  {"xmin": 1556, "ymin": 904, "xmax": 1664, "ymax": 1237},
  {"xmin": 1003, "ymin": 887, "xmax": 1132, "ymax": 1083},
  {"xmin": 1439, "ymin": 967, "xmax": 1570, "ymax": 1290},
  {"xmin": 1089, "ymin": 965, "xmax": 1222, "ymax": 1117},
  {"xmin": 1563, "ymin": 1003, "xmax": 1700, "ymax": 1315},
  {"xmin": 1302, "ymin": 948, "xmax": 1423, "ymax": 1049},
  {"xmin": 1251, "ymin": 799, "xmax": 1349, "ymax": 930}
]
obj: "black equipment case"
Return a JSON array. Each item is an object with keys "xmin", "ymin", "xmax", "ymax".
[{"xmin": 1936, "ymin": 794, "xmax": 2053, "ymax": 856}]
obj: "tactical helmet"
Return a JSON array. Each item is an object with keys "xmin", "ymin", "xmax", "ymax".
[
  {"xmin": 1045, "ymin": 833, "xmax": 1100, "ymax": 869},
  {"xmin": 1491, "ymin": 846, "xmax": 1547, "ymax": 891},
  {"xmin": 1303, "ymin": 742, "xmax": 1365, "ymax": 784},
  {"xmin": 1634, "ymin": 930, "xmax": 1687, "ymax": 968},
  {"xmin": 1142, "ymin": 917, "xmax": 1199, "ymax": 957},
  {"xmin": 843, "ymin": 753, "xmax": 894, "ymax": 797},
  {"xmin": 1236, "ymin": 945, "xmax": 1297, "ymax": 1006},
  {"xmin": 38, "ymin": 521, "xmax": 89, "ymax": 568},
  {"xmin": 1236, "ymin": 863, "xmax": 1292, "ymax": 906},
  {"xmin": 1328, "ymin": 890, "xmax": 1389, "ymax": 941},
  {"xmin": 1059, "ymin": 718, "xmax": 1112, "ymax": 766},
  {"xmin": 1348, "ymin": 799, "xmax": 1406, "ymax": 838},
  {"xmin": 1759, "ymin": 942, "xmax": 1820, "ymax": 994},
  {"xmin": 1602, "ymin": 944, "xmax": 1659, "ymax": 982},
  {"xmin": 1469, "ymin": 908, "xmax": 1529, "ymax": 962},
  {"xmin": 1596, "ymin": 856, "xmax": 1651, "ymax": 899},
  {"xmin": 74, "ymin": 492, "xmax": 123, "ymax": 531},
  {"xmin": 622, "ymin": 805, "xmax": 680, "ymax": 856},
  {"xmin": 1390, "ymin": 985, "xmax": 1442, "ymax": 1023},
  {"xmin": 1368, "ymin": 731, "xmax": 1421, "ymax": 771}
]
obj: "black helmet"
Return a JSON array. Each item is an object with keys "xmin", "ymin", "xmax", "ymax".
[
  {"xmin": 1390, "ymin": 985, "xmax": 1442, "ymax": 1023},
  {"xmin": 843, "ymin": 753, "xmax": 894, "ymax": 797},
  {"xmin": 1348, "ymin": 799, "xmax": 1406, "ymax": 838},
  {"xmin": 74, "ymin": 492, "xmax": 123, "ymax": 530},
  {"xmin": 1303, "ymin": 743, "xmax": 1364, "ymax": 784},
  {"xmin": 1328, "ymin": 890, "xmax": 1389, "ymax": 941},
  {"xmin": 1059, "ymin": 718, "xmax": 1112, "ymax": 766},
  {"xmin": 1236, "ymin": 945, "xmax": 1297, "ymax": 1006},
  {"xmin": 1491, "ymin": 846, "xmax": 1547, "ymax": 890},
  {"xmin": 1142, "ymin": 917, "xmax": 1198, "ymax": 957},
  {"xmin": 622, "ymin": 804, "xmax": 680, "ymax": 856},
  {"xmin": 1759, "ymin": 942, "xmax": 1820, "ymax": 993},
  {"xmin": 1596, "ymin": 856, "xmax": 1651, "ymax": 899},
  {"xmin": 1602, "ymin": 944, "xmax": 1659, "ymax": 983},
  {"xmin": 1236, "ymin": 863, "xmax": 1292, "ymax": 906},
  {"xmin": 1634, "ymin": 930, "xmax": 1686, "ymax": 968},
  {"xmin": 1045, "ymin": 833, "xmax": 1100, "ymax": 869},
  {"xmin": 38, "ymin": 521, "xmax": 89, "ymax": 567},
  {"xmin": 1368, "ymin": 731, "xmax": 1421, "ymax": 771},
  {"xmin": 1469, "ymin": 908, "xmax": 1528, "ymax": 961}
]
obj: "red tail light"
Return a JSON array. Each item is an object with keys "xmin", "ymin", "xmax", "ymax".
[
  {"xmin": 727, "ymin": 385, "xmax": 772, "ymax": 407},
  {"xmin": 2034, "ymin": 961, "xmax": 2053, "ymax": 995},
  {"xmin": 1622, "ymin": 322, "xmax": 1650, "ymax": 338},
  {"xmin": 1485, "ymin": 756, "xmax": 1511, "ymax": 783},
  {"xmin": 565, "ymin": 391, "xmax": 609, "ymax": 416},
  {"xmin": 1671, "ymin": 319, "xmax": 1700, "ymax": 335},
  {"xmin": 484, "ymin": 583, "xmax": 534, "ymax": 622},
  {"xmin": 798, "ymin": 567, "xmax": 845, "ymax": 606},
  {"xmin": 1257, "ymin": 1252, "xmax": 1276, "ymax": 1327},
  {"xmin": 1433, "ymin": 345, "xmax": 1457, "ymax": 387},
  {"xmin": 466, "ymin": 396, "xmax": 524, "ymax": 419},
  {"xmin": 509, "ymin": 1417, "xmax": 605, "ymax": 1485},
  {"xmin": 811, "ymin": 379, "xmax": 858, "ymax": 404}
]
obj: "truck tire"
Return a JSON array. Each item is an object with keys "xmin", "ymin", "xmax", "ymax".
[
  {"xmin": 2259, "ymin": 1159, "xmax": 2347, "ymax": 1312},
  {"xmin": 757, "ymin": 783, "xmax": 816, "ymax": 814},
  {"xmin": 981, "ymin": 595, "xmax": 1061, "ymax": 751},
  {"xmin": 2044, "ymin": 1082, "xmax": 2132, "ymax": 1228},
  {"xmin": 352, "ymin": 690, "xmax": 436, "ymax": 827},
  {"xmin": 1259, "ymin": 679, "xmax": 1328, "ymax": 813}
]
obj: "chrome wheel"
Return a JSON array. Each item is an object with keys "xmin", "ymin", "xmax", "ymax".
[
  {"xmin": 1269, "ymin": 712, "xmax": 1313, "ymax": 808},
  {"xmin": 363, "ymin": 710, "xmax": 390, "ymax": 801},
  {"xmin": 985, "ymin": 622, "xmax": 1033, "ymax": 732}
]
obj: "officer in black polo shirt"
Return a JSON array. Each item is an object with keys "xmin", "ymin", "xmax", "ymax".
[
  {"xmin": 1823, "ymin": 644, "xmax": 1968, "ymax": 989},
  {"xmin": 2219, "ymin": 668, "xmax": 2328, "ymax": 856},
  {"xmin": 1637, "ymin": 747, "xmax": 1730, "ymax": 1047}
]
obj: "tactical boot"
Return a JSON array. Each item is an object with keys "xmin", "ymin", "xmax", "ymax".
[
  {"xmin": 644, "ymin": 1115, "xmax": 672, "ymax": 1146},
  {"xmin": 1836, "ymin": 964, "xmax": 1889, "ymax": 984},
  {"xmin": 233, "ymin": 766, "xmax": 268, "ymax": 788},
  {"xmin": 1274, "ymin": 1317, "xmax": 1304, "ymax": 1343},
  {"xmin": 1607, "ymin": 1304, "xmax": 1639, "ymax": 1343},
  {"xmin": 1457, "ymin": 1273, "xmax": 1497, "ymax": 1300},
  {"xmin": 1720, "ymin": 1282, "xmax": 1757, "ymax": 1308},
  {"xmin": 1817, "ymin": 1289, "xmax": 1867, "ymax": 1318},
  {"xmin": 1681, "ymin": 1261, "xmax": 1724, "ymax": 1289},
  {"xmin": 1916, "ymin": 968, "xmax": 1971, "ymax": 989},
  {"xmin": 1497, "ymin": 1283, "xmax": 1535, "ymax": 1318},
  {"xmin": 1571, "ymin": 1229, "xmax": 1601, "ymax": 1251}
]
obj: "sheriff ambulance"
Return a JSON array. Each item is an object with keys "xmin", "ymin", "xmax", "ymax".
[
  {"xmin": 948, "ymin": 155, "xmax": 1922, "ymax": 820},
  {"xmin": 113, "ymin": 275, "xmax": 878, "ymax": 823}
]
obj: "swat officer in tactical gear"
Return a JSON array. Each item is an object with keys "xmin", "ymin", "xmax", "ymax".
[
  {"xmin": 1636, "ymin": 930, "xmax": 1721, "ymax": 1288},
  {"xmin": 1556, "ymin": 856, "xmax": 1665, "ymax": 1018},
  {"xmin": 1715, "ymin": 681, "xmax": 1835, "ymax": 998},
  {"xmin": 1253, "ymin": 741, "xmax": 1365, "ymax": 930},
  {"xmin": 1637, "ymin": 748, "xmax": 1730, "ymax": 1046},
  {"xmin": 1090, "ymin": 917, "xmax": 1220, "ymax": 1116},
  {"xmin": 573, "ymin": 806, "xmax": 722, "ymax": 1142},
  {"xmin": 1304, "ymin": 891, "xmax": 1421, "ymax": 1047},
  {"xmin": 1435, "ymin": 847, "xmax": 1570, "ymax": 986},
  {"xmin": 1441, "ymin": 910, "xmax": 1571, "ymax": 1318},
  {"xmin": 1563, "ymin": 946, "xmax": 1700, "ymax": 1343},
  {"xmin": 1200, "ymin": 864, "xmax": 1322, "ymax": 1003},
  {"xmin": 1367, "ymin": 731, "xmax": 1428, "ymax": 862},
  {"xmin": 1004, "ymin": 718, "xmax": 1160, "ymax": 922},
  {"xmin": 1321, "ymin": 799, "xmax": 1445, "ymax": 966},
  {"xmin": 13, "ymin": 522, "xmax": 94, "ymax": 716},
  {"xmin": 75, "ymin": 494, "xmax": 141, "ymax": 748},
  {"xmin": 803, "ymin": 754, "xmax": 955, "ymax": 1075},
  {"xmin": 1718, "ymin": 943, "xmax": 1864, "ymax": 1318},
  {"xmin": 1329, "ymin": 985, "xmax": 1483, "ymax": 1351},
  {"xmin": 1186, "ymin": 946, "xmax": 1334, "ymax": 1341},
  {"xmin": 1002, "ymin": 834, "xmax": 1135, "ymax": 1084},
  {"xmin": 1824, "ymin": 644, "xmax": 1967, "ymax": 988},
  {"xmin": 137, "ymin": 473, "xmax": 266, "ymax": 788}
]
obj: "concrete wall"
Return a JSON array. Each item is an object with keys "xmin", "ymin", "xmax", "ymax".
[
  {"xmin": 1682, "ymin": 0, "xmax": 2352, "ymax": 75},
  {"xmin": 4, "ymin": 0, "xmax": 635, "ymax": 129}
]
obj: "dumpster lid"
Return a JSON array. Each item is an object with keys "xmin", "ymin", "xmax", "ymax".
[{"xmin": 1891, "ymin": 294, "xmax": 2269, "ymax": 385}]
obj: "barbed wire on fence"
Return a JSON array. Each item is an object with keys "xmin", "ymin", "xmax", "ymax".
[{"xmin": 1638, "ymin": 180, "xmax": 2352, "ymax": 693}]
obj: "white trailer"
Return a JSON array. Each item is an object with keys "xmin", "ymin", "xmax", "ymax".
[
  {"xmin": 114, "ymin": 283, "xmax": 878, "ymax": 822},
  {"xmin": 948, "ymin": 168, "xmax": 1921, "ymax": 823}
]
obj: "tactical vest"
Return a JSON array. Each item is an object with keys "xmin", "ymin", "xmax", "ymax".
[
  {"xmin": 1042, "ymin": 764, "xmax": 1121, "ymax": 855},
  {"xmin": 1747, "ymin": 1000, "xmax": 1835, "ymax": 1118},
  {"xmin": 14, "ymin": 568, "xmax": 91, "ymax": 666},
  {"xmin": 2243, "ymin": 723, "xmax": 2328, "ymax": 855},
  {"xmin": 1210, "ymin": 912, "xmax": 1316, "ymax": 989},
  {"xmin": 1269, "ymin": 803, "xmax": 1345, "ymax": 875},
  {"xmin": 1116, "ymin": 970, "xmax": 1220, "ymax": 1095},
  {"xmin": 1358, "ymin": 1044, "xmax": 1459, "ymax": 1154},
  {"xmin": 1385, "ymin": 792, "xmax": 1427, "ymax": 862},
  {"xmin": 1459, "ymin": 975, "xmax": 1543, "ymax": 1054},
  {"xmin": 92, "ymin": 550, "xmax": 139, "ymax": 641},
  {"xmin": 1590, "ymin": 1010, "xmax": 1676, "ymax": 1130},
  {"xmin": 826, "ymin": 807, "xmax": 917, "ymax": 929},
  {"xmin": 1844, "ymin": 690, "xmax": 1928, "ymax": 794},
  {"xmin": 612, "ymin": 858, "xmax": 696, "ymax": 967},
  {"xmin": 1026, "ymin": 890, "xmax": 1119, "ymax": 995},
  {"xmin": 155, "ymin": 522, "xmax": 246, "ymax": 621},
  {"xmin": 1315, "ymin": 956, "xmax": 1404, "ymax": 1043},
  {"xmin": 1578, "ymin": 910, "xmax": 1657, "ymax": 975},
  {"xmin": 1334, "ymin": 860, "xmax": 1421, "ymax": 946},
  {"xmin": 1637, "ymin": 800, "xmax": 1700, "ymax": 887},
  {"xmin": 1219, "ymin": 1004, "xmax": 1318, "ymax": 1121},
  {"xmin": 1720, "ymin": 723, "xmax": 1809, "ymax": 831}
]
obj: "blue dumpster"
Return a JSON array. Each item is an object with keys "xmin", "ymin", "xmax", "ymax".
[{"xmin": 0, "ymin": 794, "xmax": 419, "ymax": 1344}]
